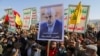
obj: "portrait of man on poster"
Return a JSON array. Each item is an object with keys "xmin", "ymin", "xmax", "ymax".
[{"xmin": 38, "ymin": 4, "xmax": 64, "ymax": 41}]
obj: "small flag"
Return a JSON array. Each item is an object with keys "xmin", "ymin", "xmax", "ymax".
[
  {"xmin": 4, "ymin": 14, "xmax": 9, "ymax": 24},
  {"xmin": 15, "ymin": 14, "xmax": 22, "ymax": 26},
  {"xmin": 69, "ymin": 2, "xmax": 82, "ymax": 24},
  {"xmin": 13, "ymin": 10, "xmax": 22, "ymax": 28}
]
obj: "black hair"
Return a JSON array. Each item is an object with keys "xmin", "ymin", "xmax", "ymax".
[{"xmin": 6, "ymin": 44, "xmax": 13, "ymax": 49}]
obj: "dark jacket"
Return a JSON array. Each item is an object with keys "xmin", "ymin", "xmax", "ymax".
[{"xmin": 57, "ymin": 48, "xmax": 67, "ymax": 56}]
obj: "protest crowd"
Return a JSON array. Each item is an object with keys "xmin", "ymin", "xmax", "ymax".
[
  {"xmin": 0, "ymin": 1, "xmax": 100, "ymax": 56},
  {"xmin": 0, "ymin": 23, "xmax": 99, "ymax": 56}
]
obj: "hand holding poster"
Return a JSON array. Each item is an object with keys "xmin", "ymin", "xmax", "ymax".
[{"xmin": 38, "ymin": 4, "xmax": 64, "ymax": 41}]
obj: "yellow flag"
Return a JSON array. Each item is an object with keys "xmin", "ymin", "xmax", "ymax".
[
  {"xmin": 15, "ymin": 14, "xmax": 22, "ymax": 26},
  {"xmin": 69, "ymin": 2, "xmax": 82, "ymax": 24}
]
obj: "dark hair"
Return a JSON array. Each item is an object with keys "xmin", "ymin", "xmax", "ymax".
[
  {"xmin": 28, "ymin": 37, "xmax": 35, "ymax": 41},
  {"xmin": 7, "ymin": 44, "xmax": 13, "ymax": 49},
  {"xmin": 67, "ymin": 47, "xmax": 75, "ymax": 54}
]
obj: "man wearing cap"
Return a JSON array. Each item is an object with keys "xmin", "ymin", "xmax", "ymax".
[
  {"xmin": 39, "ymin": 7, "xmax": 62, "ymax": 39},
  {"xmin": 77, "ymin": 44, "xmax": 98, "ymax": 56}
]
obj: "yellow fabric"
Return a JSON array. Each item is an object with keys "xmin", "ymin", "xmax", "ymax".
[
  {"xmin": 15, "ymin": 14, "xmax": 22, "ymax": 26},
  {"xmin": 69, "ymin": 2, "xmax": 82, "ymax": 24}
]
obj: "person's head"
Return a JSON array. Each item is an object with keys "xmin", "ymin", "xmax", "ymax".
[
  {"xmin": 0, "ymin": 37, "xmax": 4, "ymax": 43},
  {"xmin": 15, "ymin": 33, "xmax": 21, "ymax": 39},
  {"xmin": 11, "ymin": 37, "xmax": 16, "ymax": 42},
  {"xmin": 85, "ymin": 45, "xmax": 97, "ymax": 56},
  {"xmin": 59, "ymin": 41, "xmax": 65, "ymax": 48},
  {"xmin": 3, "ymin": 38, "xmax": 8, "ymax": 44},
  {"xmin": 28, "ymin": 38, "xmax": 35, "ymax": 45},
  {"xmin": 23, "ymin": 30, "xmax": 28, "ymax": 37},
  {"xmin": 16, "ymin": 28, "xmax": 21, "ymax": 34},
  {"xmin": 45, "ymin": 8, "xmax": 56, "ymax": 25},
  {"xmin": 71, "ymin": 33, "xmax": 78, "ymax": 39},
  {"xmin": 50, "ymin": 41, "xmax": 57, "ymax": 49}
]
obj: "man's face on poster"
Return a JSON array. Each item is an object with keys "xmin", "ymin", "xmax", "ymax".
[{"xmin": 45, "ymin": 8, "xmax": 56, "ymax": 25}]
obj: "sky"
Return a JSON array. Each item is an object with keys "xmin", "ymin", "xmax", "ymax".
[{"xmin": 0, "ymin": 0, "xmax": 100, "ymax": 20}]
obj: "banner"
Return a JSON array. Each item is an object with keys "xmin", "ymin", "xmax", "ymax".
[
  {"xmin": 67, "ymin": 5, "xmax": 90, "ymax": 33},
  {"xmin": 31, "ymin": 7, "xmax": 37, "ymax": 24},
  {"xmin": 64, "ymin": 9, "xmax": 68, "ymax": 31},
  {"xmin": 38, "ymin": 4, "xmax": 64, "ymax": 41},
  {"xmin": 5, "ymin": 8, "xmax": 16, "ymax": 32},
  {"xmin": 22, "ymin": 8, "xmax": 32, "ymax": 30}
]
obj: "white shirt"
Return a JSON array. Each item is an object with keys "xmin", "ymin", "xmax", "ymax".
[{"xmin": 34, "ymin": 50, "xmax": 41, "ymax": 56}]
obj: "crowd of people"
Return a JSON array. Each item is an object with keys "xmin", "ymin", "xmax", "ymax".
[{"xmin": 0, "ymin": 24, "xmax": 100, "ymax": 56}]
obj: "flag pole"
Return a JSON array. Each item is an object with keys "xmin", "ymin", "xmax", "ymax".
[
  {"xmin": 73, "ymin": 21, "xmax": 76, "ymax": 32},
  {"xmin": 47, "ymin": 40, "xmax": 51, "ymax": 56},
  {"xmin": 73, "ymin": 2, "xmax": 82, "ymax": 56},
  {"xmin": 73, "ymin": 17, "xmax": 78, "ymax": 56}
]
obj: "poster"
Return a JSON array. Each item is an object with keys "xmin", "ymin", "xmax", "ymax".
[
  {"xmin": 64, "ymin": 9, "xmax": 68, "ymax": 31},
  {"xmin": 38, "ymin": 4, "xmax": 64, "ymax": 41},
  {"xmin": 31, "ymin": 7, "xmax": 37, "ymax": 24},
  {"xmin": 5, "ymin": 8, "xmax": 16, "ymax": 32},
  {"xmin": 67, "ymin": 5, "xmax": 90, "ymax": 33},
  {"xmin": 22, "ymin": 8, "xmax": 32, "ymax": 30}
]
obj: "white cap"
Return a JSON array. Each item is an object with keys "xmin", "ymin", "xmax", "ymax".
[{"xmin": 86, "ymin": 45, "xmax": 97, "ymax": 52}]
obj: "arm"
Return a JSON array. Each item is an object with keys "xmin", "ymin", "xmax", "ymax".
[{"xmin": 11, "ymin": 49, "xmax": 19, "ymax": 56}]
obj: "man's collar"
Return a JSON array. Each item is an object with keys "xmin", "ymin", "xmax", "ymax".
[{"xmin": 47, "ymin": 20, "xmax": 56, "ymax": 27}]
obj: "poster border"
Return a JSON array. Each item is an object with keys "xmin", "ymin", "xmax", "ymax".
[
  {"xmin": 67, "ymin": 5, "xmax": 90, "ymax": 33},
  {"xmin": 37, "ymin": 4, "xmax": 64, "ymax": 41}
]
